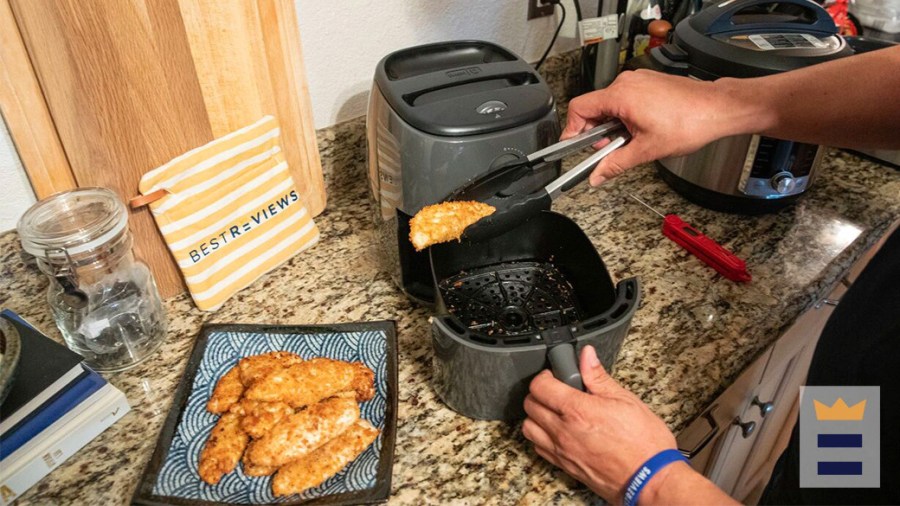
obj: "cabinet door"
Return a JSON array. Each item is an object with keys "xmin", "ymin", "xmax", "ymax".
[
  {"xmin": 677, "ymin": 283, "xmax": 845, "ymax": 498},
  {"xmin": 704, "ymin": 353, "xmax": 776, "ymax": 494},
  {"xmin": 677, "ymin": 348, "xmax": 771, "ymax": 479},
  {"xmin": 731, "ymin": 283, "xmax": 845, "ymax": 503}
]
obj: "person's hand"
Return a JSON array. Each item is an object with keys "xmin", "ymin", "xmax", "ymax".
[
  {"xmin": 522, "ymin": 345, "xmax": 678, "ymax": 502},
  {"xmin": 562, "ymin": 69, "xmax": 737, "ymax": 186}
]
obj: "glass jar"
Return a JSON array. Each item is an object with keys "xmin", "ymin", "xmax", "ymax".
[{"xmin": 18, "ymin": 187, "xmax": 167, "ymax": 372}]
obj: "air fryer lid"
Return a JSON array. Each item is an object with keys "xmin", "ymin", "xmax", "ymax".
[
  {"xmin": 661, "ymin": 0, "xmax": 852, "ymax": 78},
  {"xmin": 374, "ymin": 40, "xmax": 554, "ymax": 137}
]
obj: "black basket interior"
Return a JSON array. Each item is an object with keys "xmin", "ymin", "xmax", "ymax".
[
  {"xmin": 430, "ymin": 212, "xmax": 617, "ymax": 343},
  {"xmin": 437, "ymin": 261, "xmax": 582, "ymax": 337}
]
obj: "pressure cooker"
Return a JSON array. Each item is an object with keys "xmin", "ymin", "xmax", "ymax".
[{"xmin": 627, "ymin": 0, "xmax": 855, "ymax": 213}]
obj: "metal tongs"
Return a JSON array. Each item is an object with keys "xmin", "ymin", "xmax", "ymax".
[{"xmin": 451, "ymin": 119, "xmax": 630, "ymax": 242}]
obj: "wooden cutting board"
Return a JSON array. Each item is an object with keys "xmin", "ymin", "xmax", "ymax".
[{"xmin": 2, "ymin": 0, "xmax": 326, "ymax": 298}]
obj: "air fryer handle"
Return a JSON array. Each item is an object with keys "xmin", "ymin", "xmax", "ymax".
[
  {"xmin": 389, "ymin": 60, "xmax": 534, "ymax": 98},
  {"xmin": 548, "ymin": 343, "xmax": 585, "ymax": 391},
  {"xmin": 701, "ymin": 0, "xmax": 836, "ymax": 36}
]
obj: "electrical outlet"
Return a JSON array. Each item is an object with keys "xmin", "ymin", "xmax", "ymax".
[{"xmin": 527, "ymin": 0, "xmax": 555, "ymax": 20}]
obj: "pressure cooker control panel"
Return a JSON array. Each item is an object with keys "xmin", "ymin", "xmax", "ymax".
[{"xmin": 738, "ymin": 136, "xmax": 822, "ymax": 199}]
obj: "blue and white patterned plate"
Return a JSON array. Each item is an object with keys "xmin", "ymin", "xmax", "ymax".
[{"xmin": 134, "ymin": 322, "xmax": 398, "ymax": 506}]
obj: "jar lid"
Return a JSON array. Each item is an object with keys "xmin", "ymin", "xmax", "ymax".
[{"xmin": 18, "ymin": 187, "xmax": 129, "ymax": 259}]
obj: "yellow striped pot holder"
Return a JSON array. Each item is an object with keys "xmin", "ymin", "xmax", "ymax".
[{"xmin": 137, "ymin": 116, "xmax": 319, "ymax": 311}]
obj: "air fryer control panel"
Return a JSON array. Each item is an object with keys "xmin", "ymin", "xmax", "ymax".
[{"xmin": 738, "ymin": 135, "xmax": 822, "ymax": 199}]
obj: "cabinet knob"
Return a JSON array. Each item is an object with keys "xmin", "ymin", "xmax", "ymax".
[
  {"xmin": 751, "ymin": 396, "xmax": 775, "ymax": 418},
  {"xmin": 734, "ymin": 418, "xmax": 757, "ymax": 438}
]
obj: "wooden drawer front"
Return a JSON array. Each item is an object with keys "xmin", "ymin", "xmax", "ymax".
[
  {"xmin": 677, "ymin": 348, "xmax": 771, "ymax": 480},
  {"xmin": 677, "ymin": 282, "xmax": 845, "ymax": 498},
  {"xmin": 705, "ymin": 358, "xmax": 770, "ymax": 494},
  {"xmin": 671, "ymin": 227, "xmax": 887, "ymax": 502},
  {"xmin": 731, "ymin": 284, "xmax": 844, "ymax": 503}
]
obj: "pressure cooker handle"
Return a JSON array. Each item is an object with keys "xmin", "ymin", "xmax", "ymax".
[
  {"xmin": 548, "ymin": 343, "xmax": 585, "ymax": 391},
  {"xmin": 699, "ymin": 0, "xmax": 836, "ymax": 36}
]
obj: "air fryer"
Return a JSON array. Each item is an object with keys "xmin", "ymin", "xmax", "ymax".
[
  {"xmin": 367, "ymin": 40, "xmax": 561, "ymax": 304},
  {"xmin": 429, "ymin": 212, "xmax": 640, "ymax": 421}
]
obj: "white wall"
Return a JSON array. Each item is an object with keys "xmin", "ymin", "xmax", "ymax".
[
  {"xmin": 0, "ymin": 0, "xmax": 587, "ymax": 231},
  {"xmin": 295, "ymin": 0, "xmax": 587, "ymax": 129},
  {"xmin": 0, "ymin": 116, "xmax": 35, "ymax": 232}
]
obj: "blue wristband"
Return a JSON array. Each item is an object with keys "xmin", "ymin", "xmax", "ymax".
[{"xmin": 622, "ymin": 449, "xmax": 688, "ymax": 506}]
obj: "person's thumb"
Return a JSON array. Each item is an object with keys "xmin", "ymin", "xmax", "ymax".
[{"xmin": 579, "ymin": 345, "xmax": 613, "ymax": 395}]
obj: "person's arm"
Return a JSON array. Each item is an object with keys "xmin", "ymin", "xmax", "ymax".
[
  {"xmin": 562, "ymin": 45, "xmax": 900, "ymax": 186},
  {"xmin": 523, "ymin": 346, "xmax": 739, "ymax": 505}
]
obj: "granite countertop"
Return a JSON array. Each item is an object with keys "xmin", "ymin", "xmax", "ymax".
[{"xmin": 2, "ymin": 144, "xmax": 898, "ymax": 504}]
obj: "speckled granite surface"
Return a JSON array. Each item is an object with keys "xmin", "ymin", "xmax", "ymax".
[{"xmin": 3, "ymin": 50, "xmax": 899, "ymax": 504}]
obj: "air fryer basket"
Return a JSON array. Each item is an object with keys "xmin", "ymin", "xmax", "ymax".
[
  {"xmin": 429, "ymin": 211, "xmax": 639, "ymax": 420},
  {"xmin": 437, "ymin": 261, "xmax": 583, "ymax": 337}
]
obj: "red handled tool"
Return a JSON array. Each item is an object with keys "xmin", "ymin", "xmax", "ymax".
[{"xmin": 629, "ymin": 194, "xmax": 751, "ymax": 283}]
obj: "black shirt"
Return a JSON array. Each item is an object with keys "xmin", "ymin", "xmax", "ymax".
[{"xmin": 762, "ymin": 228, "xmax": 900, "ymax": 505}]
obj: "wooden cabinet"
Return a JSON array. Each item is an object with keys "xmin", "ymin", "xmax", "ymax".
[
  {"xmin": 676, "ymin": 218, "xmax": 899, "ymax": 503},
  {"xmin": 730, "ymin": 282, "xmax": 842, "ymax": 503},
  {"xmin": 674, "ymin": 223, "xmax": 900, "ymax": 505},
  {"xmin": 680, "ymin": 345, "xmax": 771, "ymax": 487},
  {"xmin": 677, "ymin": 288, "xmax": 839, "ymax": 502}
]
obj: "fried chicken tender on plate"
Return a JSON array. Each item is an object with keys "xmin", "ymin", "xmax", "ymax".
[
  {"xmin": 349, "ymin": 362, "xmax": 376, "ymax": 402},
  {"xmin": 244, "ymin": 358, "xmax": 375, "ymax": 407},
  {"xmin": 241, "ymin": 452, "xmax": 277, "ymax": 477},
  {"xmin": 198, "ymin": 412, "xmax": 249, "ymax": 485},
  {"xmin": 245, "ymin": 394, "xmax": 359, "ymax": 468},
  {"xmin": 238, "ymin": 351, "xmax": 304, "ymax": 387},
  {"xmin": 272, "ymin": 419, "xmax": 380, "ymax": 496},
  {"xmin": 228, "ymin": 398, "xmax": 295, "ymax": 439},
  {"xmin": 408, "ymin": 200, "xmax": 495, "ymax": 251},
  {"xmin": 206, "ymin": 366, "xmax": 244, "ymax": 414}
]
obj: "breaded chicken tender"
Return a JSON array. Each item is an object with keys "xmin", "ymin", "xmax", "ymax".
[
  {"xmin": 198, "ymin": 412, "xmax": 249, "ymax": 485},
  {"xmin": 272, "ymin": 419, "xmax": 380, "ymax": 496},
  {"xmin": 238, "ymin": 351, "xmax": 304, "ymax": 387},
  {"xmin": 206, "ymin": 366, "xmax": 244, "ymax": 414},
  {"xmin": 230, "ymin": 399, "xmax": 295, "ymax": 439},
  {"xmin": 241, "ymin": 452, "xmax": 277, "ymax": 477},
  {"xmin": 349, "ymin": 362, "xmax": 376, "ymax": 402},
  {"xmin": 245, "ymin": 394, "xmax": 359, "ymax": 468},
  {"xmin": 198, "ymin": 352, "xmax": 380, "ymax": 494},
  {"xmin": 244, "ymin": 358, "xmax": 375, "ymax": 408},
  {"xmin": 408, "ymin": 200, "xmax": 495, "ymax": 251}
]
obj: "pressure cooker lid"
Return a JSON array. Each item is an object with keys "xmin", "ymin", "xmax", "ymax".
[
  {"xmin": 662, "ymin": 0, "xmax": 853, "ymax": 78},
  {"xmin": 374, "ymin": 40, "xmax": 555, "ymax": 137}
]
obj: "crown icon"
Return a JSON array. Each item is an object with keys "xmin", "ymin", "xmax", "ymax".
[{"xmin": 814, "ymin": 398, "xmax": 866, "ymax": 421}]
